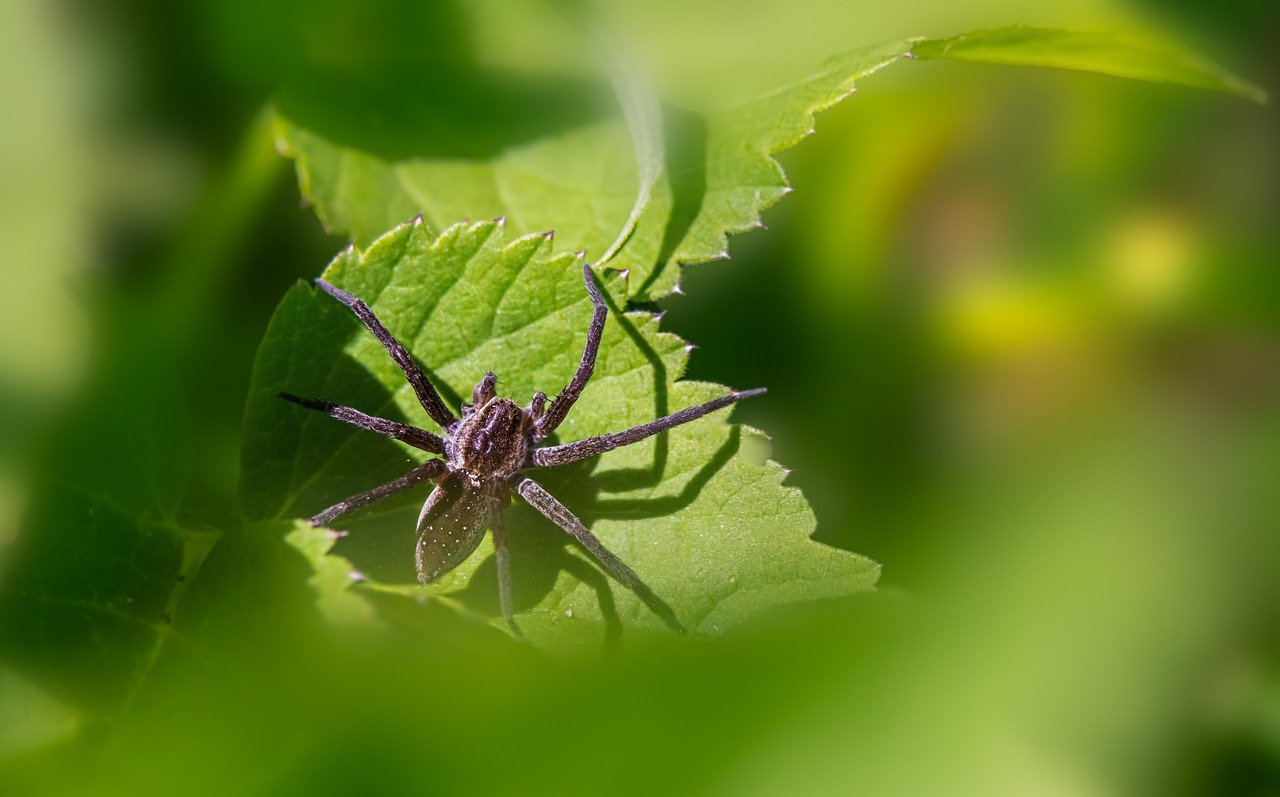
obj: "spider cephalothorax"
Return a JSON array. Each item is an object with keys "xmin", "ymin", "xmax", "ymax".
[
  {"xmin": 451, "ymin": 387, "xmax": 531, "ymax": 484},
  {"xmin": 280, "ymin": 261, "xmax": 763, "ymax": 636}
]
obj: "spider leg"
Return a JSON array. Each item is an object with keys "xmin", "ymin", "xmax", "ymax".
[
  {"xmin": 512, "ymin": 476, "xmax": 685, "ymax": 634},
  {"xmin": 534, "ymin": 261, "xmax": 607, "ymax": 440},
  {"xmin": 279, "ymin": 393, "xmax": 446, "ymax": 455},
  {"xmin": 316, "ymin": 279, "xmax": 458, "ymax": 430},
  {"xmin": 309, "ymin": 459, "xmax": 447, "ymax": 526},
  {"xmin": 490, "ymin": 500, "xmax": 523, "ymax": 639},
  {"xmin": 531, "ymin": 388, "xmax": 766, "ymax": 468}
]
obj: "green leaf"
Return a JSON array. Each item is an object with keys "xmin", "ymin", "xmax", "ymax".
[
  {"xmin": 909, "ymin": 26, "xmax": 1268, "ymax": 103},
  {"xmin": 282, "ymin": 520, "xmax": 380, "ymax": 625},
  {"xmin": 273, "ymin": 64, "xmax": 633, "ymax": 269},
  {"xmin": 275, "ymin": 26, "xmax": 1261, "ymax": 301},
  {"xmin": 240, "ymin": 218, "xmax": 878, "ymax": 644}
]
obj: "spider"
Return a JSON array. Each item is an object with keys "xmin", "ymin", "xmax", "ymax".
[{"xmin": 280, "ymin": 261, "xmax": 764, "ymax": 636}]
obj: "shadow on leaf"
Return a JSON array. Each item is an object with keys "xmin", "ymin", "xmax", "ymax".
[{"xmin": 277, "ymin": 63, "xmax": 610, "ymax": 162}]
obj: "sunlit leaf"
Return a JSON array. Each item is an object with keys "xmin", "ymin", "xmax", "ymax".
[{"xmin": 240, "ymin": 218, "xmax": 878, "ymax": 644}]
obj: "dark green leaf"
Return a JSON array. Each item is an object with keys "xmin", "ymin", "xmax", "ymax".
[{"xmin": 0, "ymin": 333, "xmax": 217, "ymax": 712}]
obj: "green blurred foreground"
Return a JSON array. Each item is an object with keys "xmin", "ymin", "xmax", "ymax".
[{"xmin": 1, "ymin": 0, "xmax": 1277, "ymax": 794}]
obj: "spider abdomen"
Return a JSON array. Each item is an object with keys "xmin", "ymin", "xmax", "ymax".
[{"xmin": 451, "ymin": 396, "xmax": 529, "ymax": 482}]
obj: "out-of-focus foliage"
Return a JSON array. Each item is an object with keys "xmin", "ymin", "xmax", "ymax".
[
  {"xmin": 1, "ymin": 0, "xmax": 1276, "ymax": 794},
  {"xmin": 0, "ymin": 324, "xmax": 213, "ymax": 711}
]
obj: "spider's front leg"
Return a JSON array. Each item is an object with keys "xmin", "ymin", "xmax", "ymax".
[
  {"xmin": 534, "ymin": 262, "xmax": 607, "ymax": 440},
  {"xmin": 490, "ymin": 505, "xmax": 521, "ymax": 638},
  {"xmin": 316, "ymin": 279, "xmax": 459, "ymax": 431},
  {"xmin": 512, "ymin": 475, "xmax": 685, "ymax": 634},
  {"xmin": 279, "ymin": 392, "xmax": 446, "ymax": 455}
]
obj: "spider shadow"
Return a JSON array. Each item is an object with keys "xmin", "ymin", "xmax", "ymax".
[
  {"xmin": 536, "ymin": 426, "xmax": 741, "ymax": 523},
  {"xmin": 455, "ymin": 523, "xmax": 626, "ymax": 645},
  {"xmin": 557, "ymin": 276, "xmax": 675, "ymax": 495}
]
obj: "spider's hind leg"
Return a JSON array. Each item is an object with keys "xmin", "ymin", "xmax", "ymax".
[
  {"xmin": 513, "ymin": 475, "xmax": 686, "ymax": 634},
  {"xmin": 534, "ymin": 262, "xmax": 607, "ymax": 440},
  {"xmin": 490, "ymin": 501, "xmax": 523, "ymax": 639},
  {"xmin": 308, "ymin": 459, "xmax": 448, "ymax": 527},
  {"xmin": 315, "ymin": 279, "xmax": 459, "ymax": 430}
]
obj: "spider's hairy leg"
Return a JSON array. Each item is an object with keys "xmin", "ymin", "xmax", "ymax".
[
  {"xmin": 531, "ymin": 388, "xmax": 766, "ymax": 468},
  {"xmin": 490, "ymin": 505, "xmax": 523, "ymax": 639},
  {"xmin": 513, "ymin": 476, "xmax": 686, "ymax": 634},
  {"xmin": 309, "ymin": 459, "xmax": 448, "ymax": 527},
  {"xmin": 534, "ymin": 261, "xmax": 606, "ymax": 440},
  {"xmin": 315, "ymin": 279, "xmax": 459, "ymax": 430},
  {"xmin": 278, "ymin": 393, "xmax": 446, "ymax": 455}
]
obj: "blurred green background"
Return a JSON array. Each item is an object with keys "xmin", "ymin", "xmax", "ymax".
[{"xmin": 1, "ymin": 0, "xmax": 1277, "ymax": 794}]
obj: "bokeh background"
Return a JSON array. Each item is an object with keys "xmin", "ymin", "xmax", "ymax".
[{"xmin": 1, "ymin": 0, "xmax": 1277, "ymax": 794}]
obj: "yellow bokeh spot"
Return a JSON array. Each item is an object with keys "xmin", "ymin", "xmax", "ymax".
[
  {"xmin": 941, "ymin": 274, "xmax": 1086, "ymax": 359},
  {"xmin": 1108, "ymin": 210, "xmax": 1195, "ymax": 311}
]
